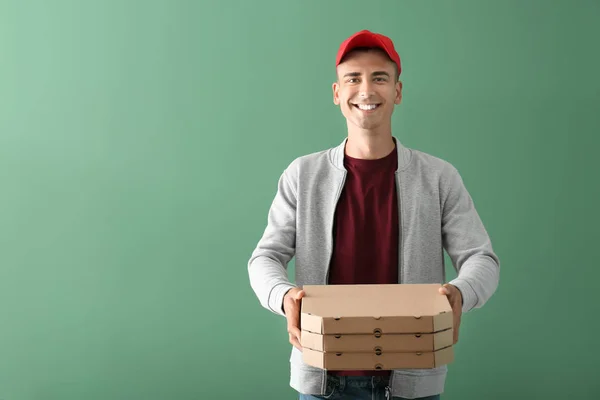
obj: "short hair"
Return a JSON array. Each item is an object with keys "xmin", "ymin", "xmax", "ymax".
[{"xmin": 337, "ymin": 46, "xmax": 399, "ymax": 81}]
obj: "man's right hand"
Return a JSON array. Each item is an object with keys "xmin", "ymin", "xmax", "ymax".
[{"xmin": 283, "ymin": 287, "xmax": 305, "ymax": 351}]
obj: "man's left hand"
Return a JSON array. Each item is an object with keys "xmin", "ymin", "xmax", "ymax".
[{"xmin": 439, "ymin": 283, "xmax": 462, "ymax": 344}]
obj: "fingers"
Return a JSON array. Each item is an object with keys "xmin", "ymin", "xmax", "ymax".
[
  {"xmin": 284, "ymin": 288, "xmax": 305, "ymax": 309},
  {"xmin": 289, "ymin": 332, "xmax": 302, "ymax": 351},
  {"xmin": 440, "ymin": 284, "xmax": 461, "ymax": 344},
  {"xmin": 288, "ymin": 325, "xmax": 302, "ymax": 351},
  {"xmin": 439, "ymin": 284, "xmax": 461, "ymax": 307},
  {"xmin": 439, "ymin": 283, "xmax": 455, "ymax": 295},
  {"xmin": 454, "ymin": 317, "xmax": 461, "ymax": 344},
  {"xmin": 285, "ymin": 288, "xmax": 305, "ymax": 351},
  {"xmin": 291, "ymin": 326, "xmax": 302, "ymax": 344},
  {"xmin": 453, "ymin": 311, "xmax": 461, "ymax": 344},
  {"xmin": 285, "ymin": 297, "xmax": 302, "ymax": 326},
  {"xmin": 287, "ymin": 310, "xmax": 300, "ymax": 331},
  {"xmin": 438, "ymin": 284, "xmax": 454, "ymax": 297}
]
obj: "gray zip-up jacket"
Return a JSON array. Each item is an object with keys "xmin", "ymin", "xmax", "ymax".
[{"xmin": 248, "ymin": 137, "xmax": 500, "ymax": 399}]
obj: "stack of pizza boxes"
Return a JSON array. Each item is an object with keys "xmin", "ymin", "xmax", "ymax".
[{"xmin": 300, "ymin": 284, "xmax": 454, "ymax": 371}]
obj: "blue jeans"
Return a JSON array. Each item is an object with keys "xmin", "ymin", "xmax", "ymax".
[{"xmin": 298, "ymin": 375, "xmax": 441, "ymax": 400}]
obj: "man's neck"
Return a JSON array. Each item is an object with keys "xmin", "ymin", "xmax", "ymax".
[{"xmin": 345, "ymin": 129, "xmax": 395, "ymax": 160}]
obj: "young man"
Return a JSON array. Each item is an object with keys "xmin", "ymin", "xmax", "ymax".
[{"xmin": 248, "ymin": 30, "xmax": 500, "ymax": 400}]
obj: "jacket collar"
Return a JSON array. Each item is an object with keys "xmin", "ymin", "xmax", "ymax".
[{"xmin": 331, "ymin": 136, "xmax": 412, "ymax": 172}]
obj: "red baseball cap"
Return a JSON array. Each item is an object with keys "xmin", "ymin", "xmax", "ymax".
[{"xmin": 335, "ymin": 30, "xmax": 402, "ymax": 77}]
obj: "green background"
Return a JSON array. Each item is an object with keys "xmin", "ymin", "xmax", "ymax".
[{"xmin": 1, "ymin": 0, "xmax": 598, "ymax": 399}]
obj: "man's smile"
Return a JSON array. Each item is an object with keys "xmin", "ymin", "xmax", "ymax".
[{"xmin": 352, "ymin": 103, "xmax": 381, "ymax": 111}]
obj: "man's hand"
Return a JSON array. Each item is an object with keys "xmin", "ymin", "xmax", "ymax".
[
  {"xmin": 439, "ymin": 283, "xmax": 463, "ymax": 344},
  {"xmin": 283, "ymin": 287, "xmax": 305, "ymax": 351}
]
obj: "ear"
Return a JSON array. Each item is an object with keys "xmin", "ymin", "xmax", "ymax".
[
  {"xmin": 332, "ymin": 82, "xmax": 340, "ymax": 105},
  {"xmin": 394, "ymin": 80, "xmax": 403, "ymax": 105}
]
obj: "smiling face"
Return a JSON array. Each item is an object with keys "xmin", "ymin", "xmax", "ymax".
[{"xmin": 333, "ymin": 48, "xmax": 402, "ymax": 134}]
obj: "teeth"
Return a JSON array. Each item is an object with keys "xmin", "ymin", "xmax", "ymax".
[{"xmin": 357, "ymin": 104, "xmax": 378, "ymax": 110}]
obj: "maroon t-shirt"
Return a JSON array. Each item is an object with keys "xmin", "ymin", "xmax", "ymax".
[{"xmin": 327, "ymin": 144, "xmax": 399, "ymax": 376}]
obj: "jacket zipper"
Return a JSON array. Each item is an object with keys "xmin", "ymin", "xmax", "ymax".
[
  {"xmin": 396, "ymin": 170, "xmax": 403, "ymax": 284},
  {"xmin": 388, "ymin": 170, "xmax": 403, "ymax": 394}
]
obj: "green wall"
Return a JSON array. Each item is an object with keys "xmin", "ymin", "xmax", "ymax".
[{"xmin": 1, "ymin": 0, "xmax": 598, "ymax": 399}]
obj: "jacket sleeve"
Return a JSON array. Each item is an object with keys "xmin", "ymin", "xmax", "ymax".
[
  {"xmin": 442, "ymin": 164, "xmax": 500, "ymax": 313},
  {"xmin": 248, "ymin": 166, "xmax": 298, "ymax": 317}
]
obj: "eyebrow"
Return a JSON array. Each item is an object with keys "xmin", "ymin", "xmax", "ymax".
[
  {"xmin": 372, "ymin": 71, "xmax": 391, "ymax": 77},
  {"xmin": 343, "ymin": 71, "xmax": 391, "ymax": 78}
]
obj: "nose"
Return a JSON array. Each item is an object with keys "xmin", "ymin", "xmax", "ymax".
[{"xmin": 358, "ymin": 80, "xmax": 375, "ymax": 98}]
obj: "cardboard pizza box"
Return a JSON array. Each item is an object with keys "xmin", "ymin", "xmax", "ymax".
[
  {"xmin": 302, "ymin": 346, "xmax": 454, "ymax": 370},
  {"xmin": 299, "ymin": 283, "xmax": 455, "ymax": 370},
  {"xmin": 301, "ymin": 328, "xmax": 453, "ymax": 353},
  {"xmin": 300, "ymin": 283, "xmax": 454, "ymax": 335}
]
